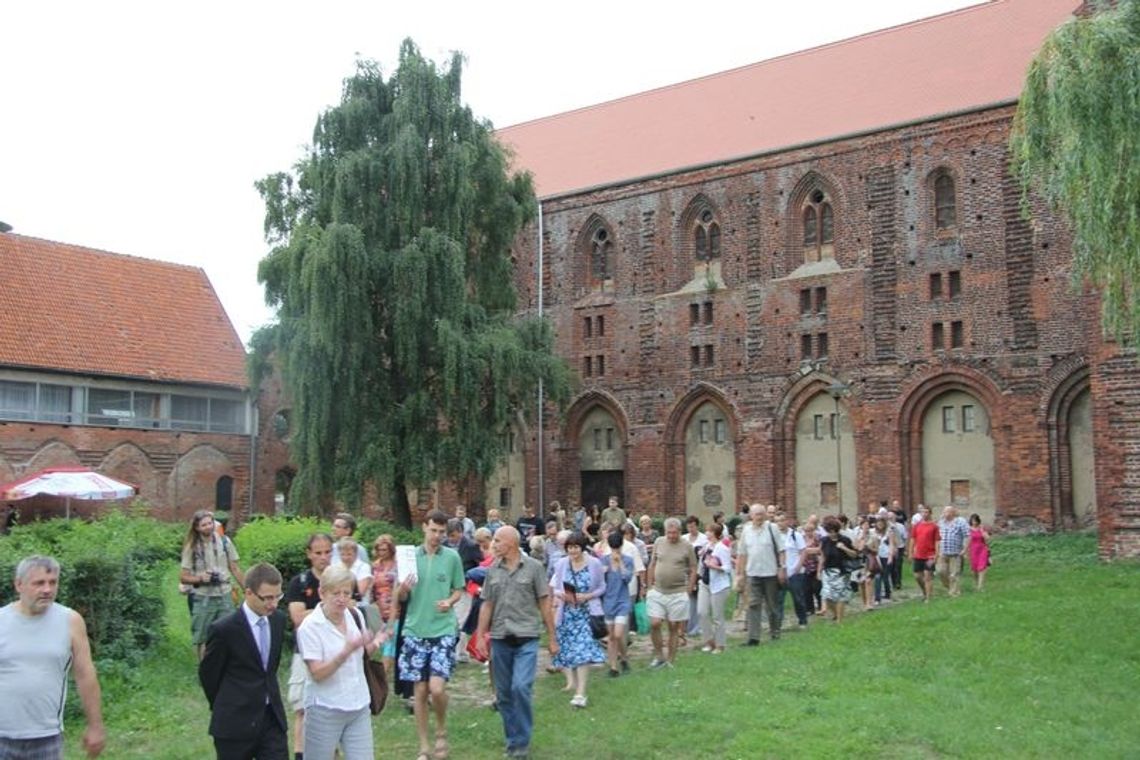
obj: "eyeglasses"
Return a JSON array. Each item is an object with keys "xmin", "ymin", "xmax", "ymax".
[{"xmin": 250, "ymin": 592, "xmax": 283, "ymax": 604}]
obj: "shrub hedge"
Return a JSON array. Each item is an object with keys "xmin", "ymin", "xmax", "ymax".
[
  {"xmin": 230, "ymin": 516, "xmax": 420, "ymax": 582},
  {"xmin": 0, "ymin": 510, "xmax": 181, "ymax": 672}
]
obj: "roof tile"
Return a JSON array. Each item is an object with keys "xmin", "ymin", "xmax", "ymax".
[
  {"xmin": 498, "ymin": 0, "xmax": 1079, "ymax": 198},
  {"xmin": 0, "ymin": 233, "xmax": 247, "ymax": 389}
]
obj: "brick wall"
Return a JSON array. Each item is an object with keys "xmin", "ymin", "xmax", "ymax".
[
  {"xmin": 507, "ymin": 104, "xmax": 1139, "ymax": 555},
  {"xmin": 0, "ymin": 422, "xmax": 250, "ymax": 523}
]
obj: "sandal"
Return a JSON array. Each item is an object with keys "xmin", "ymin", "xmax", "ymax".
[{"xmin": 434, "ymin": 731, "xmax": 450, "ymax": 760}]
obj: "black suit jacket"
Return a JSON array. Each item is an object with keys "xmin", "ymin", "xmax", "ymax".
[{"xmin": 199, "ymin": 606, "xmax": 288, "ymax": 740}]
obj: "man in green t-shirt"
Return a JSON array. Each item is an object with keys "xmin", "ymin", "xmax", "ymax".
[{"xmin": 398, "ymin": 509, "xmax": 465, "ymax": 760}]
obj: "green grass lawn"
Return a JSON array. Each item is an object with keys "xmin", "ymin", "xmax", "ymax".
[{"xmin": 65, "ymin": 533, "xmax": 1139, "ymax": 759}]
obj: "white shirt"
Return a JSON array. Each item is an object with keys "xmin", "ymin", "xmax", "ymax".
[
  {"xmin": 343, "ymin": 558, "xmax": 372, "ymax": 584},
  {"xmin": 738, "ymin": 521, "xmax": 786, "ymax": 577},
  {"xmin": 683, "ymin": 532, "xmax": 709, "ymax": 551},
  {"xmin": 701, "ymin": 540, "xmax": 734, "ymax": 594},
  {"xmin": 783, "ymin": 528, "xmax": 806, "ymax": 574},
  {"xmin": 296, "ymin": 603, "xmax": 370, "ymax": 711},
  {"xmin": 621, "ymin": 540, "xmax": 646, "ymax": 596}
]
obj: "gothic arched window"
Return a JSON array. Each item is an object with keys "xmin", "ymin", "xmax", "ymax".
[
  {"xmin": 590, "ymin": 226, "xmax": 612, "ymax": 283},
  {"xmin": 802, "ymin": 189, "xmax": 834, "ymax": 263},
  {"xmin": 694, "ymin": 209, "xmax": 721, "ymax": 261},
  {"xmin": 934, "ymin": 172, "xmax": 957, "ymax": 231}
]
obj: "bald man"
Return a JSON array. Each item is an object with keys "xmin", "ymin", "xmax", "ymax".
[{"xmin": 476, "ymin": 527, "xmax": 558, "ymax": 760}]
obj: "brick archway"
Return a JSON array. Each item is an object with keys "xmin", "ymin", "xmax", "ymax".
[
  {"xmin": 662, "ymin": 383, "xmax": 739, "ymax": 514},
  {"xmin": 898, "ymin": 369, "xmax": 1003, "ymax": 515},
  {"xmin": 559, "ymin": 390, "xmax": 631, "ymax": 510},
  {"xmin": 1044, "ymin": 361, "xmax": 1092, "ymax": 528},
  {"xmin": 774, "ymin": 372, "xmax": 852, "ymax": 516}
]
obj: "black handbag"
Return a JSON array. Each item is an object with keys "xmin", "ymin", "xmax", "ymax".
[{"xmin": 588, "ymin": 614, "xmax": 608, "ymax": 640}]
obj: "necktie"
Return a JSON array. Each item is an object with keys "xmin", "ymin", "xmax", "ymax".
[{"xmin": 256, "ymin": 616, "xmax": 269, "ymax": 670}]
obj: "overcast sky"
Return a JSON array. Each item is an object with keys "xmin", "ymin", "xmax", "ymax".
[{"xmin": 1, "ymin": 0, "xmax": 976, "ymax": 344}]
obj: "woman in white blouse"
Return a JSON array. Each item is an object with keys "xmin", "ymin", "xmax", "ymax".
[
  {"xmin": 297, "ymin": 564, "xmax": 383, "ymax": 760},
  {"xmin": 697, "ymin": 523, "xmax": 733, "ymax": 654}
]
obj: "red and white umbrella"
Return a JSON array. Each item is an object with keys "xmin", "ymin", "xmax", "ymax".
[{"xmin": 1, "ymin": 466, "xmax": 138, "ymax": 519}]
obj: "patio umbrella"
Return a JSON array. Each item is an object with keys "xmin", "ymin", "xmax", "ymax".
[{"xmin": 0, "ymin": 466, "xmax": 139, "ymax": 519}]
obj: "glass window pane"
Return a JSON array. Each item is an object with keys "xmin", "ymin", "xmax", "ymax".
[
  {"xmin": 132, "ymin": 392, "xmax": 161, "ymax": 428},
  {"xmin": 0, "ymin": 381, "xmax": 35, "ymax": 420},
  {"xmin": 714, "ymin": 419, "xmax": 726, "ymax": 444},
  {"xmin": 209, "ymin": 399, "xmax": 244, "ymax": 433},
  {"xmin": 87, "ymin": 388, "xmax": 132, "ymax": 425},
  {"xmin": 38, "ymin": 384, "xmax": 72, "ymax": 422},
  {"xmin": 171, "ymin": 395, "xmax": 208, "ymax": 430},
  {"xmin": 942, "ymin": 406, "xmax": 956, "ymax": 433},
  {"xmin": 820, "ymin": 203, "xmax": 834, "ymax": 244},
  {"xmin": 962, "ymin": 405, "xmax": 976, "ymax": 433}
]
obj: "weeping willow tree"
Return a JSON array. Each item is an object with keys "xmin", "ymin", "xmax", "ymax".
[
  {"xmin": 1011, "ymin": 0, "xmax": 1140, "ymax": 347},
  {"xmin": 254, "ymin": 40, "xmax": 570, "ymax": 524}
]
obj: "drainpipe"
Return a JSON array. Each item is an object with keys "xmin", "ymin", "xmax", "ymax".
[
  {"xmin": 537, "ymin": 202, "xmax": 545, "ymax": 520},
  {"xmin": 248, "ymin": 394, "xmax": 258, "ymax": 522}
]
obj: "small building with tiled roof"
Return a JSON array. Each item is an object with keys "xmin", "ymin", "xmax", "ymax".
[
  {"xmin": 485, "ymin": 0, "xmax": 1139, "ymax": 558},
  {"xmin": 0, "ymin": 232, "xmax": 254, "ymax": 521}
]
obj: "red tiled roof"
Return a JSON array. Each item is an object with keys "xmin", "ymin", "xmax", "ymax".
[
  {"xmin": 497, "ymin": 0, "xmax": 1079, "ymax": 199},
  {"xmin": 0, "ymin": 233, "xmax": 248, "ymax": 389}
]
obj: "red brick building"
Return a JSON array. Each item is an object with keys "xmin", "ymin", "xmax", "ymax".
[
  {"xmin": 492, "ymin": 0, "xmax": 1139, "ymax": 558},
  {"xmin": 0, "ymin": 233, "xmax": 254, "ymax": 522}
]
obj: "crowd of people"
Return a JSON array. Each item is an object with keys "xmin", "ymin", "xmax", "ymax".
[{"xmin": 0, "ymin": 496, "xmax": 991, "ymax": 760}]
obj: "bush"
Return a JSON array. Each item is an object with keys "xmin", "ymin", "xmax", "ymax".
[
  {"xmin": 0, "ymin": 511, "xmax": 181, "ymax": 669},
  {"xmin": 231, "ymin": 516, "xmax": 420, "ymax": 582}
]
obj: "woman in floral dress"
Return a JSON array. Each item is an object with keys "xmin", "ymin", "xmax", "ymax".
[{"xmin": 550, "ymin": 532, "xmax": 606, "ymax": 708}]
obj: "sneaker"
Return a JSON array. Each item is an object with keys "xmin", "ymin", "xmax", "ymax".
[
  {"xmin": 712, "ymin": 647, "xmax": 724, "ymax": 655},
  {"xmin": 649, "ymin": 658, "xmax": 667, "ymax": 669},
  {"xmin": 608, "ymin": 668, "xmax": 621, "ymax": 678},
  {"xmin": 700, "ymin": 645, "xmax": 713, "ymax": 653},
  {"xmin": 570, "ymin": 694, "xmax": 587, "ymax": 708},
  {"xmin": 742, "ymin": 639, "xmax": 760, "ymax": 647}
]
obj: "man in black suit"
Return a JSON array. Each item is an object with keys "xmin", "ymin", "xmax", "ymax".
[{"xmin": 199, "ymin": 562, "xmax": 288, "ymax": 760}]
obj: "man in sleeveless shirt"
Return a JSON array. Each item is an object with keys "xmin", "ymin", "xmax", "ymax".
[{"xmin": 0, "ymin": 555, "xmax": 105, "ymax": 758}]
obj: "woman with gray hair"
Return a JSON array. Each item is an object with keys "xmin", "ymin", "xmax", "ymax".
[{"xmin": 296, "ymin": 564, "xmax": 384, "ymax": 759}]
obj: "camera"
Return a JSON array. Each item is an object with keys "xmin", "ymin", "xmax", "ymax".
[{"xmin": 208, "ymin": 570, "xmax": 223, "ymax": 585}]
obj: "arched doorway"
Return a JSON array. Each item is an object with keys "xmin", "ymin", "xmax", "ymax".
[
  {"xmin": 683, "ymin": 401, "xmax": 736, "ymax": 523},
  {"xmin": 578, "ymin": 407, "xmax": 624, "ymax": 512},
  {"xmin": 1067, "ymin": 388, "xmax": 1096, "ymax": 525},
  {"xmin": 920, "ymin": 390, "xmax": 996, "ymax": 523},
  {"xmin": 794, "ymin": 392, "xmax": 857, "ymax": 515}
]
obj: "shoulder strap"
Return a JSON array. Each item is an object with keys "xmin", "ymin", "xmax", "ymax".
[{"xmin": 767, "ymin": 523, "xmax": 781, "ymax": 564}]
